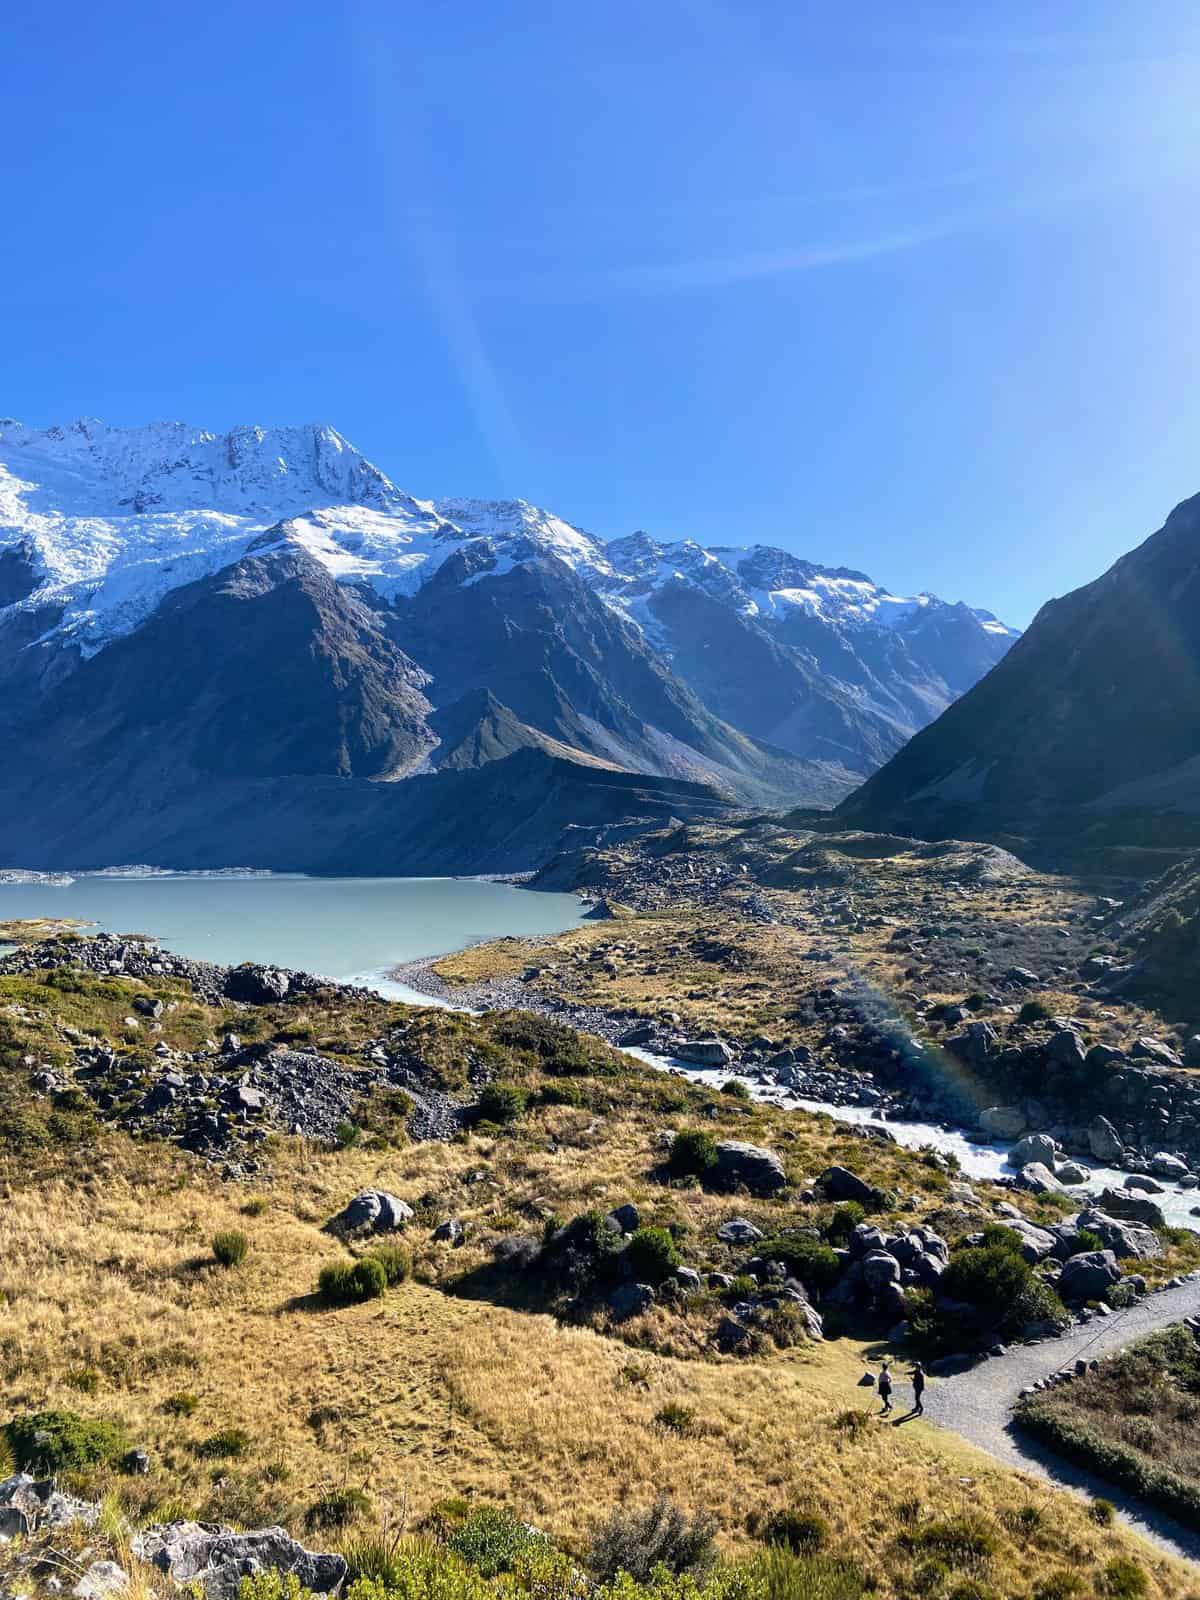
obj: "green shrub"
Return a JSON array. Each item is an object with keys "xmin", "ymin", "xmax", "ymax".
[
  {"xmin": 447, "ymin": 1505, "xmax": 546, "ymax": 1577},
  {"xmin": 1100, "ymin": 1560, "xmax": 1147, "ymax": 1599},
  {"xmin": 1019, "ymin": 999, "xmax": 1052, "ymax": 1024},
  {"xmin": 476, "ymin": 1083, "xmax": 528, "ymax": 1125},
  {"xmin": 824, "ymin": 1203, "xmax": 865, "ymax": 1248},
  {"xmin": 941, "ymin": 1243, "xmax": 1031, "ymax": 1325},
  {"xmin": 756, "ymin": 1234, "xmax": 841, "ymax": 1294},
  {"xmin": 667, "ymin": 1130, "xmax": 719, "ymax": 1180},
  {"xmin": 334, "ymin": 1120, "xmax": 361, "ymax": 1149},
  {"xmin": 194, "ymin": 1426, "xmax": 250, "ymax": 1459},
  {"xmin": 5, "ymin": 1409, "xmax": 129, "ymax": 1473},
  {"xmin": 368, "ymin": 1243, "xmax": 412, "ymax": 1286},
  {"xmin": 1032, "ymin": 1573, "xmax": 1085, "ymax": 1600},
  {"xmin": 163, "ymin": 1392, "xmax": 199, "ymax": 1418},
  {"xmin": 654, "ymin": 1402, "xmax": 696, "ymax": 1434},
  {"xmin": 590, "ymin": 1494, "xmax": 717, "ymax": 1582},
  {"xmin": 1074, "ymin": 1229, "xmax": 1104, "ymax": 1255},
  {"xmin": 899, "ymin": 1516, "xmax": 997, "ymax": 1565},
  {"xmin": 762, "ymin": 1509, "xmax": 829, "ymax": 1554},
  {"xmin": 743, "ymin": 1546, "xmax": 870, "ymax": 1600},
  {"xmin": 242, "ymin": 1196, "xmax": 269, "ymax": 1217},
  {"xmin": 1089, "ymin": 1498, "xmax": 1116, "ymax": 1526},
  {"xmin": 626, "ymin": 1226, "xmax": 681, "ymax": 1284},
  {"xmin": 720, "ymin": 1079, "xmax": 751, "ymax": 1099},
  {"xmin": 213, "ymin": 1229, "xmax": 249, "ymax": 1268},
  {"xmin": 65, "ymin": 1368, "xmax": 101, "ymax": 1395},
  {"xmin": 305, "ymin": 1486, "xmax": 372, "ymax": 1530},
  {"xmin": 318, "ymin": 1256, "xmax": 389, "ymax": 1305}
]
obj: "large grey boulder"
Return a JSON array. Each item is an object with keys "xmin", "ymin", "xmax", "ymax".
[
  {"xmin": 1010, "ymin": 1133, "xmax": 1057, "ymax": 1169},
  {"xmin": 715, "ymin": 1140, "xmax": 786, "ymax": 1196},
  {"xmin": 222, "ymin": 965, "xmax": 290, "ymax": 1005},
  {"xmin": 1150, "ymin": 1152, "xmax": 1190, "ymax": 1180},
  {"xmin": 0, "ymin": 1474, "xmax": 98, "ymax": 1537},
  {"xmin": 676, "ymin": 1039, "xmax": 734, "ymax": 1067},
  {"xmin": 1097, "ymin": 1187, "xmax": 1167, "ymax": 1229},
  {"xmin": 1087, "ymin": 1115, "xmax": 1124, "ymax": 1163},
  {"xmin": 717, "ymin": 1217, "xmax": 763, "ymax": 1245},
  {"xmin": 1046, "ymin": 1030, "xmax": 1087, "ymax": 1067},
  {"xmin": 980, "ymin": 1105, "xmax": 1027, "ymax": 1139},
  {"xmin": 1058, "ymin": 1250, "xmax": 1121, "ymax": 1301},
  {"xmin": 817, "ymin": 1165, "xmax": 874, "ymax": 1204},
  {"xmin": 330, "ymin": 1190, "xmax": 413, "ymax": 1236},
  {"xmin": 1056, "ymin": 1162, "xmax": 1089, "ymax": 1186},
  {"xmin": 131, "ymin": 1524, "xmax": 346, "ymax": 1600},
  {"xmin": 1017, "ymin": 1162, "xmax": 1065, "ymax": 1195},
  {"xmin": 609, "ymin": 1282, "xmax": 655, "ymax": 1321},
  {"xmin": 994, "ymin": 1217, "xmax": 1057, "ymax": 1264},
  {"xmin": 73, "ymin": 1562, "xmax": 129, "ymax": 1600},
  {"xmin": 1131, "ymin": 1037, "xmax": 1182, "ymax": 1067},
  {"xmin": 861, "ymin": 1251, "xmax": 902, "ymax": 1291},
  {"xmin": 1124, "ymin": 1174, "xmax": 1165, "ymax": 1195},
  {"xmin": 1078, "ymin": 1208, "xmax": 1163, "ymax": 1261}
]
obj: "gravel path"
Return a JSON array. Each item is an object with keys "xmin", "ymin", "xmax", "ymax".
[{"xmin": 923, "ymin": 1278, "xmax": 1200, "ymax": 1564}]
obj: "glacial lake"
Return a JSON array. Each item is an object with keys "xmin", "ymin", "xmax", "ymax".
[{"xmin": 0, "ymin": 873, "xmax": 589, "ymax": 998}]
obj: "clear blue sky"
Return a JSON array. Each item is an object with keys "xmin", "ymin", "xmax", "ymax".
[{"xmin": 5, "ymin": 1, "xmax": 1199, "ymax": 625}]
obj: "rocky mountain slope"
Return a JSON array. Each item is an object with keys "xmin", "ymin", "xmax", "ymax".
[
  {"xmin": 837, "ymin": 489, "xmax": 1200, "ymax": 861},
  {"xmin": 0, "ymin": 418, "xmax": 1015, "ymax": 870}
]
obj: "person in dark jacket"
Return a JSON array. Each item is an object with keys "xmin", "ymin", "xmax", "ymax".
[
  {"xmin": 909, "ymin": 1361, "xmax": 926, "ymax": 1415},
  {"xmin": 877, "ymin": 1360, "xmax": 893, "ymax": 1416}
]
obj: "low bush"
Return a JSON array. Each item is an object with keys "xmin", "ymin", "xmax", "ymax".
[
  {"xmin": 476, "ymin": 1083, "xmax": 528, "ymax": 1125},
  {"xmin": 824, "ymin": 1203, "xmax": 865, "ymax": 1248},
  {"xmin": 626, "ymin": 1225, "xmax": 681, "ymax": 1284},
  {"xmin": 305, "ymin": 1486, "xmax": 372, "ymax": 1530},
  {"xmin": 590, "ymin": 1494, "xmax": 717, "ymax": 1583},
  {"xmin": 1019, "ymin": 999, "xmax": 1052, "ymax": 1024},
  {"xmin": 667, "ymin": 1130, "xmax": 719, "ymax": 1180},
  {"xmin": 194, "ymin": 1425, "xmax": 251, "ymax": 1459},
  {"xmin": 654, "ymin": 1402, "xmax": 697, "ymax": 1434},
  {"xmin": 369, "ymin": 1243, "xmax": 412, "ymax": 1286},
  {"xmin": 744, "ymin": 1546, "xmax": 870, "ymax": 1600},
  {"xmin": 755, "ymin": 1234, "xmax": 841, "ymax": 1295},
  {"xmin": 213, "ymin": 1229, "xmax": 249, "ymax": 1268},
  {"xmin": 761, "ymin": 1509, "xmax": 829, "ymax": 1554},
  {"xmin": 163, "ymin": 1392, "xmax": 199, "ymax": 1417},
  {"xmin": 720, "ymin": 1079, "xmax": 751, "ymax": 1099},
  {"xmin": 899, "ymin": 1516, "xmax": 997, "ymax": 1566},
  {"xmin": 5, "ymin": 1409, "xmax": 129, "ymax": 1473},
  {"xmin": 318, "ymin": 1256, "xmax": 389, "ymax": 1305},
  {"xmin": 1100, "ymin": 1559, "xmax": 1147, "ymax": 1599},
  {"xmin": 447, "ymin": 1505, "xmax": 546, "ymax": 1578},
  {"xmin": 538, "ymin": 1210, "xmax": 624, "ymax": 1295}
]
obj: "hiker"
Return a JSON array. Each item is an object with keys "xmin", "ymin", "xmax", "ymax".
[
  {"xmin": 909, "ymin": 1361, "xmax": 926, "ymax": 1415},
  {"xmin": 877, "ymin": 1360, "xmax": 893, "ymax": 1416}
]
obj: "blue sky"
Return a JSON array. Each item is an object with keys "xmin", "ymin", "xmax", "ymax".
[{"xmin": 4, "ymin": 1, "xmax": 1199, "ymax": 626}]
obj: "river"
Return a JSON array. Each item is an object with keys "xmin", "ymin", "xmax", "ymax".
[{"xmin": 3, "ymin": 870, "xmax": 1196, "ymax": 1231}]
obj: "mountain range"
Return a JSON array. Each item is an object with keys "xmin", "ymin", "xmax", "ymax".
[
  {"xmin": 0, "ymin": 417, "xmax": 1016, "ymax": 871},
  {"xmin": 837, "ymin": 487, "xmax": 1200, "ymax": 865}
]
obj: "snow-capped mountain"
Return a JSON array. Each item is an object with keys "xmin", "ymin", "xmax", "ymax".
[{"xmin": 0, "ymin": 417, "xmax": 1018, "ymax": 873}]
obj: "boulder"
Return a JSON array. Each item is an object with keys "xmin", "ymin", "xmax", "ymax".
[
  {"xmin": 131, "ymin": 1524, "xmax": 346, "ymax": 1600},
  {"xmin": 1097, "ymin": 1187, "xmax": 1167, "ymax": 1229},
  {"xmin": 1078, "ymin": 1208, "xmax": 1163, "ymax": 1261},
  {"xmin": 1046, "ymin": 1030, "xmax": 1086, "ymax": 1068},
  {"xmin": 717, "ymin": 1217, "xmax": 763, "ymax": 1245},
  {"xmin": 980, "ymin": 1105, "xmax": 1027, "ymax": 1139},
  {"xmin": 861, "ymin": 1251, "xmax": 902, "ymax": 1291},
  {"xmin": 715, "ymin": 1313, "xmax": 752, "ymax": 1352},
  {"xmin": 0, "ymin": 1474, "xmax": 98, "ymax": 1537},
  {"xmin": 433, "ymin": 1218, "xmax": 465, "ymax": 1245},
  {"xmin": 1017, "ymin": 1162, "xmax": 1065, "ymax": 1195},
  {"xmin": 606, "ymin": 1203, "xmax": 640, "ymax": 1235},
  {"xmin": 1150, "ymin": 1152, "xmax": 1189, "ymax": 1180},
  {"xmin": 1056, "ymin": 1162, "xmax": 1088, "ymax": 1186},
  {"xmin": 331, "ymin": 1190, "xmax": 414, "ymax": 1235},
  {"xmin": 73, "ymin": 1562, "xmax": 129, "ymax": 1600},
  {"xmin": 1124, "ymin": 1174, "xmax": 1165, "ymax": 1195},
  {"xmin": 608, "ymin": 1282, "xmax": 655, "ymax": 1321},
  {"xmin": 675, "ymin": 1266, "xmax": 703, "ymax": 1293},
  {"xmin": 817, "ymin": 1165, "xmax": 874, "ymax": 1204},
  {"xmin": 1087, "ymin": 1115, "xmax": 1124, "ymax": 1163},
  {"xmin": 1131, "ymin": 1037, "xmax": 1182, "ymax": 1067},
  {"xmin": 676, "ymin": 1039, "xmax": 734, "ymax": 1067},
  {"xmin": 715, "ymin": 1140, "xmax": 786, "ymax": 1196},
  {"xmin": 222, "ymin": 965, "xmax": 290, "ymax": 1005},
  {"xmin": 1010, "ymin": 1133, "xmax": 1058, "ymax": 1169},
  {"xmin": 994, "ymin": 1218, "xmax": 1057, "ymax": 1263},
  {"xmin": 1058, "ymin": 1250, "xmax": 1121, "ymax": 1301},
  {"xmin": 1184, "ymin": 1036, "xmax": 1200, "ymax": 1069},
  {"xmin": 617, "ymin": 1022, "xmax": 655, "ymax": 1048}
]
